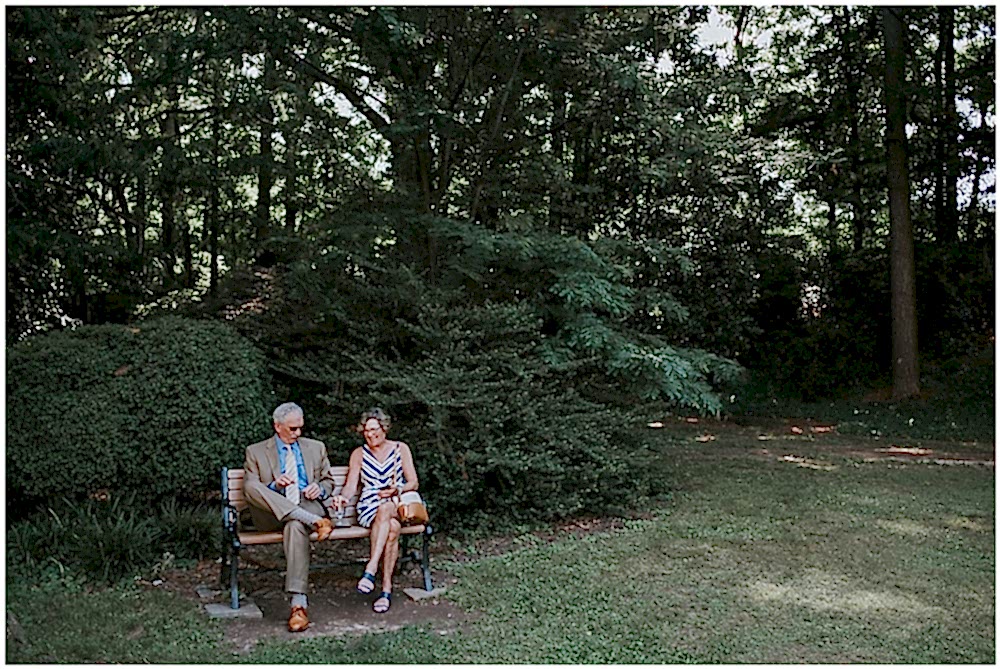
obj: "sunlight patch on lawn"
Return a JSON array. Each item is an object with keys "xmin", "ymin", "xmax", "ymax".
[
  {"xmin": 875, "ymin": 518, "xmax": 932, "ymax": 537},
  {"xmin": 944, "ymin": 516, "xmax": 992, "ymax": 532},
  {"xmin": 745, "ymin": 570, "xmax": 939, "ymax": 617}
]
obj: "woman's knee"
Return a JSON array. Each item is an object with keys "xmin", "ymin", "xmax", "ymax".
[{"xmin": 375, "ymin": 502, "xmax": 396, "ymax": 520}]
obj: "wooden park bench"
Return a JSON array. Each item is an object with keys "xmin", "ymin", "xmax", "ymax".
[{"xmin": 220, "ymin": 465, "xmax": 433, "ymax": 609}]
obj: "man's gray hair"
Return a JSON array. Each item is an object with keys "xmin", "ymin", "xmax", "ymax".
[{"xmin": 273, "ymin": 402, "xmax": 304, "ymax": 425}]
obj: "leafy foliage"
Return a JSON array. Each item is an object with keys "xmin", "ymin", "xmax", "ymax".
[
  {"xmin": 744, "ymin": 242, "xmax": 993, "ymax": 399},
  {"xmin": 5, "ymin": 4, "xmax": 995, "ymax": 498},
  {"xmin": 7, "ymin": 317, "xmax": 272, "ymax": 512},
  {"xmin": 8, "ymin": 495, "xmax": 220, "ymax": 584},
  {"xmin": 250, "ymin": 217, "xmax": 730, "ymax": 529}
]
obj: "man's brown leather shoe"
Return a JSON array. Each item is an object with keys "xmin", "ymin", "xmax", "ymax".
[
  {"xmin": 313, "ymin": 518, "xmax": 333, "ymax": 541},
  {"xmin": 288, "ymin": 605, "xmax": 309, "ymax": 632}
]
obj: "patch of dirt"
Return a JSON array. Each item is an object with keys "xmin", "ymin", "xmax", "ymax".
[{"xmin": 147, "ymin": 541, "xmax": 474, "ymax": 655}]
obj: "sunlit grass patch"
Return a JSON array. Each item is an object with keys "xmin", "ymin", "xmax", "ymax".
[
  {"xmin": 875, "ymin": 518, "xmax": 933, "ymax": 537},
  {"xmin": 745, "ymin": 569, "xmax": 940, "ymax": 616},
  {"xmin": 944, "ymin": 515, "xmax": 993, "ymax": 532}
]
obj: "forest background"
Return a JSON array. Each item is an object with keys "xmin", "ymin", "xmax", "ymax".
[{"xmin": 6, "ymin": 6, "xmax": 995, "ymax": 538}]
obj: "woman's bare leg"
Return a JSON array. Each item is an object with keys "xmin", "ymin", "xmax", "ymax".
[
  {"xmin": 365, "ymin": 502, "xmax": 396, "ymax": 575},
  {"xmin": 381, "ymin": 518, "xmax": 401, "ymax": 593}
]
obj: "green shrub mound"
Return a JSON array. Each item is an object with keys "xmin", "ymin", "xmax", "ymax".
[
  {"xmin": 271, "ymin": 296, "xmax": 669, "ymax": 532},
  {"xmin": 7, "ymin": 317, "xmax": 272, "ymax": 508}
]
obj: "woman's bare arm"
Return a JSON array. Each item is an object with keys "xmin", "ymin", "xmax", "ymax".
[
  {"xmin": 335, "ymin": 447, "xmax": 363, "ymax": 504},
  {"xmin": 397, "ymin": 441, "xmax": 419, "ymax": 493}
]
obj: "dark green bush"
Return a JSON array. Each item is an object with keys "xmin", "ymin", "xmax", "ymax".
[
  {"xmin": 272, "ymin": 297, "xmax": 668, "ymax": 533},
  {"xmin": 7, "ymin": 316, "xmax": 272, "ymax": 511},
  {"xmin": 223, "ymin": 215, "xmax": 736, "ymax": 532}
]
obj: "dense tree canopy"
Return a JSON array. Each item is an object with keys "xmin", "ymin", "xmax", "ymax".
[{"xmin": 7, "ymin": 6, "xmax": 995, "ymax": 407}]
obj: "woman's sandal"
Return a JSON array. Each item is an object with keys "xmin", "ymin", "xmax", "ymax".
[
  {"xmin": 373, "ymin": 591, "xmax": 391, "ymax": 614},
  {"xmin": 356, "ymin": 571, "xmax": 376, "ymax": 594}
]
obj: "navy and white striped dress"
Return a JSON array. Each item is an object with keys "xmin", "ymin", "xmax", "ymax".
[{"xmin": 356, "ymin": 444, "xmax": 406, "ymax": 528}]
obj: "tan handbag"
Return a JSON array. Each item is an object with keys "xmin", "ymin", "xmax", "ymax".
[{"xmin": 393, "ymin": 446, "xmax": 429, "ymax": 526}]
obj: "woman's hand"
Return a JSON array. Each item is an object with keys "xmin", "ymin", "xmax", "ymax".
[
  {"xmin": 331, "ymin": 494, "xmax": 348, "ymax": 509},
  {"xmin": 377, "ymin": 486, "xmax": 398, "ymax": 499}
]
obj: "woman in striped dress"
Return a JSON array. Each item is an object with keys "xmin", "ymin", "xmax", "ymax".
[{"xmin": 332, "ymin": 407, "xmax": 420, "ymax": 613}]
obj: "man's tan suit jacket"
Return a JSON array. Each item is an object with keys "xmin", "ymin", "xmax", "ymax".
[{"xmin": 243, "ymin": 436, "xmax": 334, "ymax": 523}]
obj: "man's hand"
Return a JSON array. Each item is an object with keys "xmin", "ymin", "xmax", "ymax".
[
  {"xmin": 303, "ymin": 483, "xmax": 322, "ymax": 500},
  {"xmin": 274, "ymin": 474, "xmax": 295, "ymax": 489}
]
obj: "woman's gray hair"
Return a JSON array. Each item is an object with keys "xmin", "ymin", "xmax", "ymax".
[
  {"xmin": 273, "ymin": 402, "xmax": 304, "ymax": 425},
  {"xmin": 357, "ymin": 407, "xmax": 391, "ymax": 433}
]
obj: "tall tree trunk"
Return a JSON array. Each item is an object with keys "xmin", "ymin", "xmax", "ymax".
[
  {"xmin": 934, "ymin": 7, "xmax": 957, "ymax": 243},
  {"xmin": 838, "ymin": 6, "xmax": 866, "ymax": 251},
  {"xmin": 933, "ymin": 12, "xmax": 946, "ymax": 238},
  {"xmin": 209, "ymin": 80, "xmax": 222, "ymax": 296},
  {"xmin": 966, "ymin": 151, "xmax": 985, "ymax": 243},
  {"xmin": 881, "ymin": 7, "xmax": 920, "ymax": 399},
  {"xmin": 941, "ymin": 6, "xmax": 957, "ymax": 238},
  {"xmin": 160, "ymin": 107, "xmax": 179, "ymax": 290},
  {"xmin": 826, "ymin": 197, "xmax": 839, "ymax": 255},
  {"xmin": 209, "ymin": 181, "xmax": 219, "ymax": 298},
  {"xmin": 284, "ymin": 123, "xmax": 298, "ymax": 234},
  {"xmin": 550, "ymin": 84, "xmax": 568, "ymax": 231},
  {"xmin": 135, "ymin": 170, "xmax": 147, "ymax": 261},
  {"xmin": 256, "ymin": 57, "xmax": 275, "ymax": 264},
  {"xmin": 182, "ymin": 206, "xmax": 193, "ymax": 288}
]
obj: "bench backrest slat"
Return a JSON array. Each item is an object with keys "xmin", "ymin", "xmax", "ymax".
[{"xmin": 226, "ymin": 466, "xmax": 359, "ymax": 516}]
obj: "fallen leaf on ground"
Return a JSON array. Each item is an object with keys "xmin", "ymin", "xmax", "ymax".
[
  {"xmin": 879, "ymin": 446, "xmax": 933, "ymax": 456},
  {"xmin": 685, "ymin": 417, "xmax": 699, "ymax": 423},
  {"xmin": 757, "ymin": 434, "xmax": 775, "ymax": 441},
  {"xmin": 647, "ymin": 421, "xmax": 664, "ymax": 428},
  {"xmin": 790, "ymin": 426, "xmax": 804, "ymax": 435},
  {"xmin": 781, "ymin": 455, "xmax": 837, "ymax": 471},
  {"xmin": 695, "ymin": 434, "xmax": 716, "ymax": 442},
  {"xmin": 810, "ymin": 425, "xmax": 834, "ymax": 434}
]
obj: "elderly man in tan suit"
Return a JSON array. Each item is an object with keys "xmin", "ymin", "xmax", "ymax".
[{"xmin": 243, "ymin": 402, "xmax": 334, "ymax": 632}]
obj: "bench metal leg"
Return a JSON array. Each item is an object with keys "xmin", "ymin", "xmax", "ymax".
[
  {"xmin": 421, "ymin": 525, "xmax": 433, "ymax": 591},
  {"xmin": 219, "ymin": 537, "xmax": 230, "ymax": 589},
  {"xmin": 229, "ymin": 544, "xmax": 240, "ymax": 609}
]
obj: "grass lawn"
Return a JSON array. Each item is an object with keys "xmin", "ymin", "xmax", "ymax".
[{"xmin": 7, "ymin": 425, "xmax": 994, "ymax": 663}]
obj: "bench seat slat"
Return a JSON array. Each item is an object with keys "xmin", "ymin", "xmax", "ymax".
[{"xmin": 238, "ymin": 523, "xmax": 426, "ymax": 545}]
